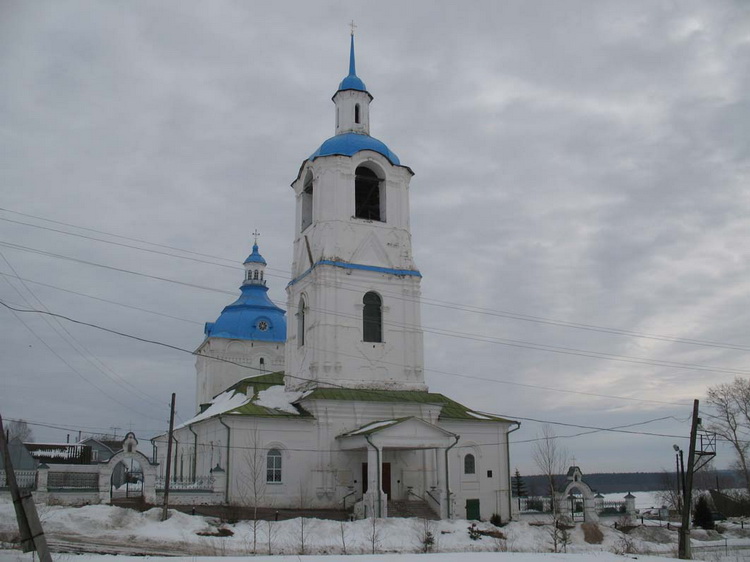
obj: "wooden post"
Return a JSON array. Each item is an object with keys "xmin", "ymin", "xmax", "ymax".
[
  {"xmin": 679, "ymin": 399, "xmax": 700, "ymax": 560},
  {"xmin": 0, "ymin": 415, "xmax": 52, "ymax": 562},
  {"xmin": 161, "ymin": 393, "xmax": 176, "ymax": 521}
]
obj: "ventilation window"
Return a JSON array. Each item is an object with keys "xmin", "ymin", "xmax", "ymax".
[
  {"xmin": 355, "ymin": 103, "xmax": 361, "ymax": 124},
  {"xmin": 363, "ymin": 291, "xmax": 382, "ymax": 343},
  {"xmin": 464, "ymin": 454, "xmax": 476, "ymax": 475},
  {"xmin": 301, "ymin": 177, "xmax": 314, "ymax": 232},
  {"xmin": 355, "ymin": 167, "xmax": 382, "ymax": 221}
]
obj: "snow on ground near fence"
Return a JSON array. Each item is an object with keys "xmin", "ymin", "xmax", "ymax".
[
  {"xmin": 1, "ymin": 499, "xmax": 749, "ymax": 560},
  {"xmin": 0, "ymin": 553, "xmax": 682, "ymax": 562}
]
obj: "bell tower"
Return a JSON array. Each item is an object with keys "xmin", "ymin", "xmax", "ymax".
[{"xmin": 285, "ymin": 33, "xmax": 426, "ymax": 392}]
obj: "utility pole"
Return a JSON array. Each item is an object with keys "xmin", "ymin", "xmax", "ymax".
[
  {"xmin": 679, "ymin": 399, "xmax": 700, "ymax": 560},
  {"xmin": 0, "ymin": 415, "xmax": 52, "ymax": 562},
  {"xmin": 161, "ymin": 393, "xmax": 176, "ymax": 522}
]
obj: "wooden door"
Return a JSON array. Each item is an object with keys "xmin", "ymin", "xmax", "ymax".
[
  {"xmin": 361, "ymin": 462, "xmax": 392, "ymax": 498},
  {"xmin": 466, "ymin": 498, "xmax": 480, "ymax": 520}
]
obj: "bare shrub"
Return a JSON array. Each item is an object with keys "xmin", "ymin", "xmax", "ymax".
[
  {"xmin": 613, "ymin": 533, "xmax": 639, "ymax": 555},
  {"xmin": 339, "ymin": 520, "xmax": 349, "ymax": 554},
  {"xmin": 412, "ymin": 518, "xmax": 435, "ymax": 553},
  {"xmin": 368, "ymin": 517, "xmax": 382, "ymax": 554}
]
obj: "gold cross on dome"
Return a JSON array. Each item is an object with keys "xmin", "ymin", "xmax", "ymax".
[
  {"xmin": 349, "ymin": 20, "xmax": 357, "ymax": 36},
  {"xmin": 252, "ymin": 229, "xmax": 260, "ymax": 244}
]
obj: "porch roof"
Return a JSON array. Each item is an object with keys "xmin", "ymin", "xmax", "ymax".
[{"xmin": 337, "ymin": 416, "xmax": 459, "ymax": 450}]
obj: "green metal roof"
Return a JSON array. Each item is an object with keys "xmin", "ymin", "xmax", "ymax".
[
  {"xmin": 223, "ymin": 372, "xmax": 312, "ymax": 418},
  {"xmin": 301, "ymin": 387, "xmax": 514, "ymax": 423}
]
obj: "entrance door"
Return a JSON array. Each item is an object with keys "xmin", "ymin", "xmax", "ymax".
[
  {"xmin": 466, "ymin": 498, "xmax": 480, "ymax": 520},
  {"xmin": 361, "ymin": 462, "xmax": 392, "ymax": 498}
]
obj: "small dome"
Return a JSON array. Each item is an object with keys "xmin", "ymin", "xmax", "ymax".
[
  {"xmin": 338, "ymin": 74, "xmax": 367, "ymax": 92},
  {"xmin": 243, "ymin": 243, "xmax": 266, "ymax": 265},
  {"xmin": 204, "ymin": 284, "xmax": 286, "ymax": 342},
  {"xmin": 310, "ymin": 133, "xmax": 400, "ymax": 165}
]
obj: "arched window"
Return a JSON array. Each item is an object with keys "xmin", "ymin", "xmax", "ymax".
[
  {"xmin": 464, "ymin": 454, "xmax": 476, "ymax": 475},
  {"xmin": 363, "ymin": 292, "xmax": 382, "ymax": 343},
  {"xmin": 253, "ymin": 269, "xmax": 259, "ymax": 280},
  {"xmin": 297, "ymin": 296, "xmax": 306, "ymax": 347},
  {"xmin": 267, "ymin": 449, "xmax": 282, "ymax": 483},
  {"xmin": 355, "ymin": 166, "xmax": 382, "ymax": 221},
  {"xmin": 355, "ymin": 103, "xmax": 361, "ymax": 124},
  {"xmin": 301, "ymin": 175, "xmax": 313, "ymax": 231}
]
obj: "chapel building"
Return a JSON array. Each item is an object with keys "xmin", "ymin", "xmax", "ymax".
[{"xmin": 154, "ymin": 35, "xmax": 518, "ymax": 521}]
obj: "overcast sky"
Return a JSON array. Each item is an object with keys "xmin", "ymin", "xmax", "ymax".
[{"xmin": 1, "ymin": 1, "xmax": 749, "ymax": 476}]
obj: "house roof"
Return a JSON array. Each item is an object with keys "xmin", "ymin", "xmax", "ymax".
[
  {"xmin": 181, "ymin": 372, "xmax": 515, "ymax": 427},
  {"xmin": 302, "ymin": 387, "xmax": 515, "ymax": 423}
]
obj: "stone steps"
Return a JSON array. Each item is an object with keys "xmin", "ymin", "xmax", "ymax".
[{"xmin": 388, "ymin": 499, "xmax": 439, "ymax": 520}]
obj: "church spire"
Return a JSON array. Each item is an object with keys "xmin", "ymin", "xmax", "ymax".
[
  {"xmin": 334, "ymin": 29, "xmax": 372, "ymax": 135},
  {"xmin": 337, "ymin": 32, "xmax": 368, "ymax": 93}
]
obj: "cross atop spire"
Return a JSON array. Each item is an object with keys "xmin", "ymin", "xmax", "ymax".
[
  {"xmin": 252, "ymin": 229, "xmax": 260, "ymax": 244},
  {"xmin": 349, "ymin": 20, "xmax": 357, "ymax": 37}
]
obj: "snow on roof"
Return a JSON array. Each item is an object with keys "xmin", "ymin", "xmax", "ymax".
[
  {"xmin": 253, "ymin": 386, "xmax": 304, "ymax": 415},
  {"xmin": 177, "ymin": 389, "xmax": 251, "ymax": 428},
  {"xmin": 467, "ymin": 411, "xmax": 492, "ymax": 420},
  {"xmin": 346, "ymin": 419, "xmax": 401, "ymax": 436}
]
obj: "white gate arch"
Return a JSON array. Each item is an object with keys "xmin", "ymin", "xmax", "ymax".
[
  {"xmin": 555, "ymin": 466, "xmax": 599, "ymax": 523},
  {"xmin": 98, "ymin": 433, "xmax": 158, "ymax": 504}
]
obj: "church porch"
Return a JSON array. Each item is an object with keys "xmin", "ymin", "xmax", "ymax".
[{"xmin": 337, "ymin": 417, "xmax": 459, "ymax": 519}]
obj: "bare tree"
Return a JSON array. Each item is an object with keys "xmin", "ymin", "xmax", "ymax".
[
  {"xmin": 532, "ymin": 425, "xmax": 568, "ymax": 516},
  {"xmin": 238, "ymin": 426, "xmax": 267, "ymax": 554},
  {"xmin": 656, "ymin": 470, "xmax": 681, "ymax": 512},
  {"xmin": 368, "ymin": 517, "xmax": 381, "ymax": 554},
  {"xmin": 707, "ymin": 378, "xmax": 750, "ymax": 493},
  {"xmin": 339, "ymin": 520, "xmax": 349, "ymax": 555},
  {"xmin": 7, "ymin": 419, "xmax": 33, "ymax": 442}
]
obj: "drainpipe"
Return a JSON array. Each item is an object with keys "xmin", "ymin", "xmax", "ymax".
[
  {"xmin": 506, "ymin": 422, "xmax": 521, "ymax": 520},
  {"xmin": 445, "ymin": 435, "xmax": 460, "ymax": 519},
  {"xmin": 218, "ymin": 416, "xmax": 231, "ymax": 503},
  {"xmin": 365, "ymin": 435, "xmax": 382, "ymax": 518},
  {"xmin": 188, "ymin": 425, "xmax": 198, "ymax": 481},
  {"xmin": 150, "ymin": 437, "xmax": 157, "ymax": 466},
  {"xmin": 172, "ymin": 435, "xmax": 180, "ymax": 482}
]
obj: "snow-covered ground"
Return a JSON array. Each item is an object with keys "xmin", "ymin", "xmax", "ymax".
[{"xmin": 1, "ymin": 499, "xmax": 749, "ymax": 561}]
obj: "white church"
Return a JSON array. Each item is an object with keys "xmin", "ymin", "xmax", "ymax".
[{"xmin": 154, "ymin": 35, "xmax": 519, "ymax": 522}]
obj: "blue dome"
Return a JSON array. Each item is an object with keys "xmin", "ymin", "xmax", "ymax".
[
  {"xmin": 205, "ymin": 284, "xmax": 286, "ymax": 342},
  {"xmin": 310, "ymin": 133, "xmax": 401, "ymax": 166},
  {"xmin": 244, "ymin": 243, "xmax": 266, "ymax": 265},
  {"xmin": 338, "ymin": 74, "xmax": 367, "ymax": 92}
]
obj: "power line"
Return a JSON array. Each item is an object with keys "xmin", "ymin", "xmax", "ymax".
[
  {"xmin": 3, "ymin": 207, "xmax": 748, "ymax": 353},
  {"xmin": 0, "ymin": 299, "xmax": 695, "ymax": 409},
  {"xmin": 0, "ymin": 252, "xmax": 165, "ymax": 409},
  {"xmin": 0, "ymin": 286, "xmax": 165, "ymax": 422},
  {"xmin": 1, "ymin": 242, "xmax": 746, "ymax": 380},
  {"xmin": 0, "ymin": 271, "xmax": 202, "ymax": 325}
]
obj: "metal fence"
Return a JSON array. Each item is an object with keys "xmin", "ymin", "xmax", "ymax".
[
  {"xmin": 155, "ymin": 475, "xmax": 214, "ymax": 491},
  {"xmin": 0, "ymin": 469, "xmax": 37, "ymax": 490},
  {"xmin": 516, "ymin": 495, "xmax": 626, "ymax": 515},
  {"xmin": 48, "ymin": 472, "xmax": 99, "ymax": 490}
]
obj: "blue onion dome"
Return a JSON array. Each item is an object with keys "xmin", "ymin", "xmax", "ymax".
[{"xmin": 244, "ymin": 243, "xmax": 266, "ymax": 265}]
